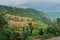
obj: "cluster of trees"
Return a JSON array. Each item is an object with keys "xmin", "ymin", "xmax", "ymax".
[
  {"xmin": 38, "ymin": 18, "xmax": 60, "ymax": 40},
  {"xmin": 0, "ymin": 13, "xmax": 33, "ymax": 40},
  {"xmin": 57, "ymin": 18, "xmax": 60, "ymax": 24},
  {"xmin": 0, "ymin": 13, "xmax": 16, "ymax": 40},
  {"xmin": 57, "ymin": 18, "xmax": 60, "ymax": 27}
]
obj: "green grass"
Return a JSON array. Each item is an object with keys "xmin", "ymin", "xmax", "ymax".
[{"xmin": 32, "ymin": 31, "xmax": 39, "ymax": 36}]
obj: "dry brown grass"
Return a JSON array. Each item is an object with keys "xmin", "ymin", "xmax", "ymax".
[{"xmin": 5, "ymin": 14, "xmax": 38, "ymax": 28}]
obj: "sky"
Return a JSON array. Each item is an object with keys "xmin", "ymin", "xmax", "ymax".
[{"xmin": 0, "ymin": 0, "xmax": 60, "ymax": 6}]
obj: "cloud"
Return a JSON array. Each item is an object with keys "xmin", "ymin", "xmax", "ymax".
[
  {"xmin": 0, "ymin": 0, "xmax": 41, "ymax": 5},
  {"xmin": 40, "ymin": 0, "xmax": 60, "ymax": 3},
  {"xmin": 0, "ymin": 0, "xmax": 60, "ymax": 6},
  {"xmin": 0, "ymin": 0, "xmax": 27, "ymax": 6}
]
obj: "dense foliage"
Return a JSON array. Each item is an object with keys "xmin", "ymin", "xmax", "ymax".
[
  {"xmin": 40, "ymin": 25, "xmax": 60, "ymax": 40},
  {"xmin": 57, "ymin": 18, "xmax": 60, "ymax": 24},
  {"xmin": 0, "ymin": 13, "xmax": 8, "ymax": 28},
  {"xmin": 57, "ymin": 18, "xmax": 60, "ymax": 27},
  {"xmin": 0, "ymin": 13, "xmax": 15, "ymax": 40}
]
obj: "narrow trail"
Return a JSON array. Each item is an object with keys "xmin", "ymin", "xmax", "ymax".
[
  {"xmin": 31, "ymin": 36, "xmax": 41, "ymax": 40},
  {"xmin": 47, "ymin": 36, "xmax": 60, "ymax": 40},
  {"xmin": 31, "ymin": 36, "xmax": 60, "ymax": 40}
]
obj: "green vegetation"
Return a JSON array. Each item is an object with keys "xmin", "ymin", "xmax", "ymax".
[
  {"xmin": 40, "ymin": 25, "xmax": 60, "ymax": 40},
  {"xmin": 40, "ymin": 34, "xmax": 55, "ymax": 40},
  {"xmin": 0, "ymin": 5, "xmax": 60, "ymax": 40},
  {"xmin": 0, "ymin": 5, "xmax": 54, "ymax": 25},
  {"xmin": 0, "ymin": 13, "xmax": 15, "ymax": 40},
  {"xmin": 28, "ymin": 22, "xmax": 33, "ymax": 35},
  {"xmin": 57, "ymin": 18, "xmax": 60, "ymax": 24},
  {"xmin": 57, "ymin": 18, "xmax": 60, "ymax": 27}
]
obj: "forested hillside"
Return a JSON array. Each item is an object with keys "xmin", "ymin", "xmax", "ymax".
[
  {"xmin": 0, "ymin": 5, "xmax": 54, "ymax": 25},
  {"xmin": 0, "ymin": 5, "xmax": 60, "ymax": 40}
]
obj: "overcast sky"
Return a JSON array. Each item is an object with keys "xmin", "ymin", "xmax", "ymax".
[{"xmin": 0, "ymin": 0, "xmax": 60, "ymax": 6}]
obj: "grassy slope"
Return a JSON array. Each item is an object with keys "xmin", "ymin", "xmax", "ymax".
[
  {"xmin": 0, "ymin": 5, "xmax": 54, "ymax": 24},
  {"xmin": 5, "ymin": 14, "xmax": 48, "ymax": 36},
  {"xmin": 5, "ymin": 14, "xmax": 48, "ymax": 28}
]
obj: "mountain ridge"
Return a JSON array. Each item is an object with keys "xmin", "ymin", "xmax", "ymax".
[
  {"xmin": 0, "ymin": 5, "xmax": 54, "ymax": 24},
  {"xmin": 16, "ymin": 3, "xmax": 60, "ymax": 18}
]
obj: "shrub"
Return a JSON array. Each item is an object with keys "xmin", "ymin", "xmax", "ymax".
[
  {"xmin": 39, "ymin": 28, "xmax": 47, "ymax": 36},
  {"xmin": 0, "ymin": 13, "xmax": 15, "ymax": 40},
  {"xmin": 0, "ymin": 28, "xmax": 15, "ymax": 40},
  {"xmin": 26, "ymin": 36, "xmax": 32, "ymax": 40},
  {"xmin": 45, "ymin": 25, "xmax": 60, "ymax": 36},
  {"xmin": 22, "ymin": 27, "xmax": 30, "ymax": 40},
  {"xmin": 40, "ymin": 38, "xmax": 46, "ymax": 40},
  {"xmin": 0, "ymin": 13, "xmax": 8, "ymax": 28},
  {"xmin": 41, "ymin": 34, "xmax": 55, "ymax": 39},
  {"xmin": 28, "ymin": 22, "xmax": 33, "ymax": 35},
  {"xmin": 39, "ymin": 28, "xmax": 44, "ymax": 35},
  {"xmin": 11, "ymin": 27, "xmax": 30, "ymax": 40},
  {"xmin": 40, "ymin": 25, "xmax": 60, "ymax": 40},
  {"xmin": 32, "ymin": 31, "xmax": 39, "ymax": 36}
]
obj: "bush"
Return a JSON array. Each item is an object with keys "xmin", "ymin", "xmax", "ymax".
[
  {"xmin": 0, "ymin": 13, "xmax": 15, "ymax": 40},
  {"xmin": 40, "ymin": 25, "xmax": 60, "ymax": 40},
  {"xmin": 40, "ymin": 38, "xmax": 46, "ymax": 40},
  {"xmin": 32, "ymin": 31, "xmax": 39, "ymax": 36},
  {"xmin": 41, "ymin": 34, "xmax": 55, "ymax": 39},
  {"xmin": 39, "ymin": 28, "xmax": 46, "ymax": 36},
  {"xmin": 0, "ymin": 13, "xmax": 8, "ymax": 28},
  {"xmin": 39, "ymin": 28, "xmax": 44, "ymax": 35},
  {"xmin": 55, "ymin": 28, "xmax": 60, "ymax": 36},
  {"xmin": 25, "ymin": 36, "xmax": 32, "ymax": 40},
  {"xmin": 45, "ymin": 25, "xmax": 60, "ymax": 36},
  {"xmin": 11, "ymin": 27, "xmax": 30, "ymax": 40},
  {"xmin": 0, "ymin": 28, "xmax": 15, "ymax": 40}
]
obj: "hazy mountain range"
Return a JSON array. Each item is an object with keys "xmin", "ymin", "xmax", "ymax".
[{"xmin": 15, "ymin": 2, "xmax": 60, "ymax": 18}]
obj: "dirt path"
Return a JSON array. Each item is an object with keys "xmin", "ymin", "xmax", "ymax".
[
  {"xmin": 31, "ymin": 36, "xmax": 41, "ymax": 40},
  {"xmin": 47, "ymin": 36, "xmax": 60, "ymax": 40},
  {"xmin": 31, "ymin": 36, "xmax": 60, "ymax": 40}
]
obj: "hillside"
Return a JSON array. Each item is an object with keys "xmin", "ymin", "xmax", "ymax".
[
  {"xmin": 0, "ymin": 5, "xmax": 54, "ymax": 24},
  {"xmin": 5, "ymin": 14, "xmax": 48, "ymax": 28}
]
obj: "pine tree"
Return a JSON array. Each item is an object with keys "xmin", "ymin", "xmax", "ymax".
[{"xmin": 29, "ymin": 22, "xmax": 33, "ymax": 35}]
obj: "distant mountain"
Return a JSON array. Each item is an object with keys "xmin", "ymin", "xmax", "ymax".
[
  {"xmin": 44, "ymin": 4, "xmax": 60, "ymax": 18},
  {"xmin": 16, "ymin": 2, "xmax": 60, "ymax": 18},
  {"xmin": 0, "ymin": 5, "xmax": 54, "ymax": 24}
]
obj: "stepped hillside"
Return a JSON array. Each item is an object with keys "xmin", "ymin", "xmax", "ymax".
[
  {"xmin": 0, "ymin": 5, "xmax": 54, "ymax": 24},
  {"xmin": 5, "ymin": 14, "xmax": 48, "ymax": 28}
]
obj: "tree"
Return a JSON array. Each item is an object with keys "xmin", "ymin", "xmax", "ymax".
[
  {"xmin": 22, "ymin": 27, "xmax": 29, "ymax": 40},
  {"xmin": 57, "ymin": 18, "xmax": 60, "ymax": 24},
  {"xmin": 0, "ymin": 13, "xmax": 15, "ymax": 40},
  {"xmin": 39, "ymin": 28, "xmax": 44, "ymax": 35},
  {"xmin": 57, "ymin": 18, "xmax": 60, "ymax": 27},
  {"xmin": 0, "ymin": 13, "xmax": 8, "ymax": 29},
  {"xmin": 45, "ymin": 25, "xmax": 60, "ymax": 36},
  {"xmin": 28, "ymin": 22, "xmax": 33, "ymax": 35}
]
